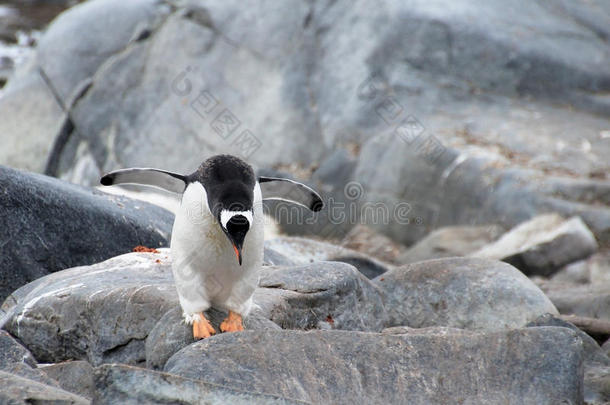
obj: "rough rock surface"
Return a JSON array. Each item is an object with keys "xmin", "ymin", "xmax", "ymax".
[
  {"xmin": 374, "ymin": 257, "xmax": 558, "ymax": 330},
  {"xmin": 145, "ymin": 306, "xmax": 280, "ymax": 371},
  {"xmin": 398, "ymin": 224, "xmax": 504, "ymax": 264},
  {"xmin": 0, "ymin": 165, "xmax": 174, "ymax": 302},
  {"xmin": 0, "ymin": 330, "xmax": 59, "ymax": 386},
  {"xmin": 0, "ymin": 370, "xmax": 90, "ymax": 405},
  {"xmin": 2, "ymin": 244, "xmax": 386, "ymax": 370},
  {"xmin": 257, "ymin": 262, "xmax": 387, "ymax": 332},
  {"xmin": 165, "ymin": 328, "xmax": 584, "ymax": 405},
  {"xmin": 40, "ymin": 361, "xmax": 96, "ymax": 400},
  {"xmin": 472, "ymin": 214, "xmax": 598, "ymax": 276},
  {"xmin": 94, "ymin": 364, "xmax": 303, "ymax": 405},
  {"xmin": 527, "ymin": 313, "xmax": 610, "ymax": 404},
  {"xmin": 3, "ymin": 0, "xmax": 609, "ymax": 246},
  {"xmin": 2, "ymin": 250, "xmax": 177, "ymax": 366}
]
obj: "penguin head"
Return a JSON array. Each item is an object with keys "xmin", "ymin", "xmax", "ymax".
[{"xmin": 189, "ymin": 155, "xmax": 257, "ymax": 265}]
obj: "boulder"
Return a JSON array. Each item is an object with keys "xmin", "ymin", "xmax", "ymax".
[
  {"xmin": 3, "ymin": 0, "xmax": 609, "ymax": 247},
  {"xmin": 40, "ymin": 361, "xmax": 96, "ymax": 400},
  {"xmin": 398, "ymin": 225, "xmax": 504, "ymax": 264},
  {"xmin": 165, "ymin": 328, "xmax": 583, "ymax": 404},
  {"xmin": 2, "ymin": 250, "xmax": 177, "ymax": 366},
  {"xmin": 0, "ymin": 166, "xmax": 174, "ymax": 303},
  {"xmin": 374, "ymin": 257, "xmax": 558, "ymax": 330},
  {"xmin": 472, "ymin": 214, "xmax": 598, "ymax": 276},
  {"xmin": 0, "ymin": 370, "xmax": 90, "ymax": 405},
  {"xmin": 539, "ymin": 281, "xmax": 610, "ymax": 322},
  {"xmin": 94, "ymin": 364, "xmax": 302, "ymax": 404}
]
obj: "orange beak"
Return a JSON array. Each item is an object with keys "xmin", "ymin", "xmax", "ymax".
[{"xmin": 233, "ymin": 244, "xmax": 242, "ymax": 265}]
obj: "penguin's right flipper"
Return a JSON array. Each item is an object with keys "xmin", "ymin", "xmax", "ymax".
[{"xmin": 100, "ymin": 168, "xmax": 187, "ymax": 194}]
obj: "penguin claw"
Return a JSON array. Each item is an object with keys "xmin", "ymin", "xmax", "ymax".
[
  {"xmin": 192, "ymin": 312, "xmax": 216, "ymax": 339},
  {"xmin": 220, "ymin": 311, "xmax": 244, "ymax": 333}
]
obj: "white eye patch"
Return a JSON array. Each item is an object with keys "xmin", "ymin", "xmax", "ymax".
[{"xmin": 220, "ymin": 209, "xmax": 253, "ymax": 229}]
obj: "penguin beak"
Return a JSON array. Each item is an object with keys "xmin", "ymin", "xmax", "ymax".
[{"xmin": 232, "ymin": 243, "xmax": 242, "ymax": 265}]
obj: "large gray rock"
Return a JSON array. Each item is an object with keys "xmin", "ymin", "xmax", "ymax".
[
  {"xmin": 374, "ymin": 257, "xmax": 558, "ymax": 330},
  {"xmin": 472, "ymin": 214, "xmax": 598, "ymax": 276},
  {"xmin": 94, "ymin": 364, "xmax": 303, "ymax": 404},
  {"xmin": 166, "ymin": 328, "xmax": 584, "ymax": 404},
  {"xmin": 3, "ymin": 0, "xmax": 609, "ymax": 248},
  {"xmin": 398, "ymin": 224, "xmax": 504, "ymax": 264},
  {"xmin": 352, "ymin": 134, "xmax": 610, "ymax": 247},
  {"xmin": 1, "ymin": 250, "xmax": 177, "ymax": 366},
  {"xmin": 0, "ymin": 166, "xmax": 174, "ymax": 303},
  {"xmin": 0, "ymin": 370, "xmax": 90, "ymax": 405}
]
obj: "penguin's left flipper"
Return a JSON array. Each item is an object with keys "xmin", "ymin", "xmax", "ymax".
[
  {"xmin": 259, "ymin": 176, "xmax": 324, "ymax": 212},
  {"xmin": 100, "ymin": 168, "xmax": 187, "ymax": 194}
]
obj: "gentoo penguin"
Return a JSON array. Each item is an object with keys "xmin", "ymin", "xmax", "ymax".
[{"xmin": 100, "ymin": 155, "xmax": 323, "ymax": 339}]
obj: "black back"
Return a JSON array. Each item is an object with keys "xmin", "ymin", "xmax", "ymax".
[{"xmin": 188, "ymin": 155, "xmax": 256, "ymax": 217}]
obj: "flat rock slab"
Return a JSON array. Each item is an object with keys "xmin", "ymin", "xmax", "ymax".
[
  {"xmin": 472, "ymin": 214, "xmax": 598, "ymax": 276},
  {"xmin": 0, "ymin": 165, "xmax": 174, "ymax": 302},
  {"xmin": 0, "ymin": 370, "xmax": 90, "ymax": 405},
  {"xmin": 374, "ymin": 257, "xmax": 558, "ymax": 330},
  {"xmin": 165, "ymin": 328, "xmax": 583, "ymax": 404},
  {"xmin": 94, "ymin": 364, "xmax": 304, "ymax": 405},
  {"xmin": 2, "ymin": 250, "xmax": 177, "ymax": 366}
]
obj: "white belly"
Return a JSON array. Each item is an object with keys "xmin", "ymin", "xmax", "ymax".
[{"xmin": 170, "ymin": 182, "xmax": 264, "ymax": 320}]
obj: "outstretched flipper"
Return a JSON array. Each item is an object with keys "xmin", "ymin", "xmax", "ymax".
[
  {"xmin": 258, "ymin": 176, "xmax": 324, "ymax": 212},
  {"xmin": 100, "ymin": 168, "xmax": 187, "ymax": 194}
]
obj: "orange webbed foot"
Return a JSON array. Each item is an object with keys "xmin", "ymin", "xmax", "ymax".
[
  {"xmin": 192, "ymin": 312, "xmax": 216, "ymax": 339},
  {"xmin": 220, "ymin": 311, "xmax": 244, "ymax": 333}
]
